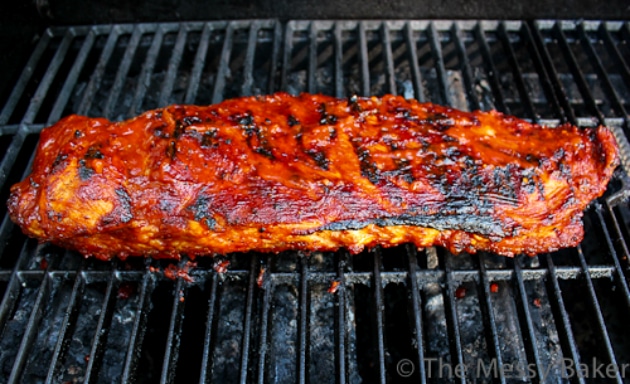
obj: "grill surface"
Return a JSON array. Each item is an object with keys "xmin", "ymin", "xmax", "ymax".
[{"xmin": 0, "ymin": 20, "xmax": 629, "ymax": 383}]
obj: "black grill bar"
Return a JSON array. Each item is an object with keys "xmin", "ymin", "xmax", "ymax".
[
  {"xmin": 77, "ymin": 26, "xmax": 121, "ymax": 115},
  {"xmin": 358, "ymin": 22, "xmax": 370, "ymax": 96},
  {"xmin": 160, "ymin": 273, "xmax": 185, "ymax": 384},
  {"xmin": 45, "ymin": 266, "xmax": 85, "ymax": 382},
  {"xmin": 83, "ymin": 267, "xmax": 117, "ymax": 383},
  {"xmin": 238, "ymin": 256, "xmax": 258, "ymax": 383},
  {"xmin": 0, "ymin": 31, "xmax": 51, "ymax": 125},
  {"xmin": 371, "ymin": 249, "xmax": 387, "ymax": 384},
  {"xmin": 477, "ymin": 255, "xmax": 507, "ymax": 384},
  {"xmin": 474, "ymin": 24, "xmax": 508, "ymax": 113},
  {"xmin": 297, "ymin": 255, "xmax": 310, "ymax": 384},
  {"xmin": 404, "ymin": 22, "xmax": 425, "ymax": 102},
  {"xmin": 545, "ymin": 254, "xmax": 586, "ymax": 384},
  {"xmin": 406, "ymin": 245, "xmax": 427, "ymax": 384},
  {"xmin": 184, "ymin": 23, "xmax": 212, "ymax": 105},
  {"xmin": 212, "ymin": 22, "xmax": 234, "ymax": 104},
  {"xmin": 443, "ymin": 255, "xmax": 466, "ymax": 384},
  {"xmin": 308, "ymin": 22, "xmax": 318, "ymax": 95},
  {"xmin": 0, "ymin": 20, "xmax": 629, "ymax": 383},
  {"xmin": 103, "ymin": 25, "xmax": 144, "ymax": 119},
  {"xmin": 198, "ymin": 271, "xmax": 218, "ymax": 384},
  {"xmin": 48, "ymin": 28, "xmax": 96, "ymax": 123},
  {"xmin": 511, "ymin": 258, "xmax": 545, "ymax": 382},
  {"xmin": 241, "ymin": 22, "xmax": 260, "ymax": 96},
  {"xmin": 452, "ymin": 23, "xmax": 480, "ymax": 111},
  {"xmin": 381, "ymin": 23, "xmax": 396, "ymax": 96},
  {"xmin": 158, "ymin": 24, "xmax": 188, "ymax": 106},
  {"xmin": 497, "ymin": 23, "xmax": 537, "ymax": 120},
  {"xmin": 428, "ymin": 22, "xmax": 452, "ymax": 106},
  {"xmin": 576, "ymin": 246, "xmax": 624, "ymax": 384},
  {"xmin": 128, "ymin": 25, "xmax": 167, "ymax": 117}
]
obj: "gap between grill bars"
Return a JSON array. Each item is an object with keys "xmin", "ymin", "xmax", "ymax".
[{"xmin": 0, "ymin": 19, "xmax": 628, "ymax": 384}]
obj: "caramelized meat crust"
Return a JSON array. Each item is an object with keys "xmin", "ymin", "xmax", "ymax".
[{"xmin": 7, "ymin": 93, "xmax": 619, "ymax": 259}]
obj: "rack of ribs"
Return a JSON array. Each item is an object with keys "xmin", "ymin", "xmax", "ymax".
[{"xmin": 7, "ymin": 93, "xmax": 619, "ymax": 259}]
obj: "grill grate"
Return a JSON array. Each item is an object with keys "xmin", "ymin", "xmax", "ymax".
[{"xmin": 0, "ymin": 19, "xmax": 629, "ymax": 383}]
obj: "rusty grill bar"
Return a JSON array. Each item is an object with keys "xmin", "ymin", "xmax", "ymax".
[{"xmin": 0, "ymin": 19, "xmax": 629, "ymax": 383}]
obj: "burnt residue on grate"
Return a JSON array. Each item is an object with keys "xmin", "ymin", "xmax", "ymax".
[{"xmin": 0, "ymin": 19, "xmax": 628, "ymax": 384}]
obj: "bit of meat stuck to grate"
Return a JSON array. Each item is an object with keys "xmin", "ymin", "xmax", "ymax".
[{"xmin": 0, "ymin": 20, "xmax": 628, "ymax": 384}]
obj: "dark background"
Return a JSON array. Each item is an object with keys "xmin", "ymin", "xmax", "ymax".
[{"xmin": 1, "ymin": 0, "xmax": 630, "ymax": 110}]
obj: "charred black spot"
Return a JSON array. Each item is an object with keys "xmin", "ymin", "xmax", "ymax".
[
  {"xmin": 525, "ymin": 154, "xmax": 539, "ymax": 164},
  {"xmin": 154, "ymin": 125, "xmax": 170, "ymax": 139},
  {"xmin": 74, "ymin": 130, "xmax": 82, "ymax": 138},
  {"xmin": 288, "ymin": 115, "xmax": 299, "ymax": 126},
  {"xmin": 115, "ymin": 188, "xmax": 133, "ymax": 223},
  {"xmin": 329, "ymin": 127, "xmax": 337, "ymax": 140},
  {"xmin": 183, "ymin": 116, "xmax": 202, "ymax": 126},
  {"xmin": 166, "ymin": 141, "xmax": 177, "ymax": 159},
  {"xmin": 201, "ymin": 130, "xmax": 219, "ymax": 148},
  {"xmin": 238, "ymin": 114, "xmax": 254, "ymax": 127},
  {"xmin": 189, "ymin": 195, "xmax": 216, "ymax": 230},
  {"xmin": 155, "ymin": 110, "xmax": 163, "ymax": 119},
  {"xmin": 52, "ymin": 153, "xmax": 68, "ymax": 171},
  {"xmin": 306, "ymin": 149, "xmax": 329, "ymax": 170},
  {"xmin": 78, "ymin": 160, "xmax": 94, "ymax": 180},
  {"xmin": 255, "ymin": 146, "xmax": 274, "ymax": 159},
  {"xmin": 85, "ymin": 146, "xmax": 103, "ymax": 159},
  {"xmin": 318, "ymin": 103, "xmax": 338, "ymax": 125},
  {"xmin": 174, "ymin": 120, "xmax": 185, "ymax": 139}
]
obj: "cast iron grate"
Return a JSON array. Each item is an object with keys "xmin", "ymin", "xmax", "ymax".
[{"xmin": 0, "ymin": 19, "xmax": 629, "ymax": 383}]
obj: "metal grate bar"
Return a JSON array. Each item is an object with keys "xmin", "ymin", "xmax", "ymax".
[
  {"xmin": 0, "ymin": 30, "xmax": 52, "ymax": 125},
  {"xmin": 578, "ymin": 23, "xmax": 630, "ymax": 172},
  {"xmin": 280, "ymin": 22, "xmax": 293, "ymax": 92},
  {"xmin": 452, "ymin": 23, "xmax": 480, "ymax": 111},
  {"xmin": 511, "ymin": 259, "xmax": 545, "ymax": 382},
  {"xmin": 600, "ymin": 23, "xmax": 630, "ymax": 92},
  {"xmin": 120, "ymin": 267, "xmax": 154, "ymax": 384},
  {"xmin": 184, "ymin": 23, "xmax": 212, "ymax": 104},
  {"xmin": 23, "ymin": 30, "xmax": 75, "ymax": 124},
  {"xmin": 406, "ymin": 246, "xmax": 427, "ymax": 384},
  {"xmin": 553, "ymin": 23, "xmax": 604, "ymax": 122},
  {"xmin": 597, "ymin": 205, "xmax": 630, "ymax": 307},
  {"xmin": 335, "ymin": 252, "xmax": 347, "ymax": 384},
  {"xmin": 211, "ymin": 22, "xmax": 235, "ymax": 104},
  {"xmin": 575, "ymin": 246, "xmax": 624, "ymax": 384},
  {"xmin": 443, "ymin": 256, "xmax": 466, "ymax": 384},
  {"xmin": 428, "ymin": 22, "xmax": 452, "ymax": 106},
  {"xmin": 198, "ymin": 273, "xmax": 218, "ymax": 384},
  {"xmin": 129, "ymin": 25, "xmax": 167, "ymax": 116},
  {"xmin": 0, "ymin": 240, "xmax": 37, "ymax": 332},
  {"xmin": 372, "ymin": 249, "xmax": 387, "ymax": 384},
  {"xmin": 308, "ymin": 22, "xmax": 318, "ymax": 95},
  {"xmin": 497, "ymin": 23, "xmax": 537, "ymax": 120},
  {"xmin": 238, "ymin": 256, "xmax": 259, "ymax": 383},
  {"xmin": 297, "ymin": 256, "xmax": 309, "ymax": 384},
  {"xmin": 159, "ymin": 25, "xmax": 188, "ymax": 106},
  {"xmin": 47, "ymin": 27, "xmax": 97, "ymax": 123},
  {"xmin": 77, "ymin": 26, "xmax": 122, "ymax": 115},
  {"xmin": 474, "ymin": 23, "xmax": 509, "ymax": 113},
  {"xmin": 333, "ymin": 22, "xmax": 344, "ymax": 98},
  {"xmin": 102, "ymin": 25, "xmax": 144, "ymax": 119},
  {"xmin": 404, "ymin": 22, "xmax": 426, "ymax": 102},
  {"xmin": 267, "ymin": 22, "xmax": 282, "ymax": 93},
  {"xmin": 45, "ymin": 268, "xmax": 86, "ymax": 382},
  {"xmin": 241, "ymin": 22, "xmax": 260, "ymax": 96},
  {"xmin": 477, "ymin": 255, "xmax": 506, "ymax": 384},
  {"xmin": 83, "ymin": 268, "xmax": 117, "ymax": 383},
  {"xmin": 160, "ymin": 276, "xmax": 185, "ymax": 384},
  {"xmin": 7, "ymin": 267, "xmax": 50, "ymax": 384},
  {"xmin": 525, "ymin": 22, "xmax": 576, "ymax": 123},
  {"xmin": 544, "ymin": 254, "xmax": 586, "ymax": 384},
  {"xmin": 255, "ymin": 257, "xmax": 271, "ymax": 384},
  {"xmin": 381, "ymin": 23, "xmax": 397, "ymax": 96},
  {"xmin": 0, "ymin": 124, "xmax": 28, "ymax": 192},
  {"xmin": 358, "ymin": 22, "xmax": 370, "ymax": 96}
]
